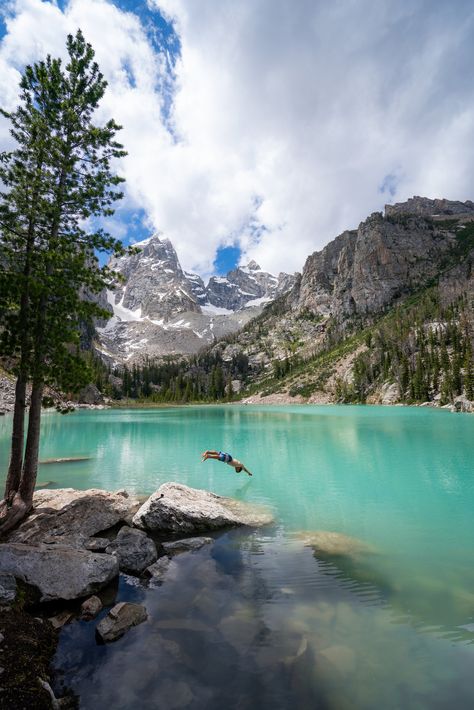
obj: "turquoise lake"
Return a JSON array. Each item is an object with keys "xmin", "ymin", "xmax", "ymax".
[{"xmin": 0, "ymin": 405, "xmax": 473, "ymax": 709}]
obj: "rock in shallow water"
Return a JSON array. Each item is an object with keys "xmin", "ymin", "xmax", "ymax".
[
  {"xmin": 105, "ymin": 526, "xmax": 158, "ymax": 574},
  {"xmin": 162, "ymin": 536, "xmax": 213, "ymax": 555},
  {"xmin": 296, "ymin": 531, "xmax": 376, "ymax": 558},
  {"xmin": 96, "ymin": 602, "xmax": 147, "ymax": 642},
  {"xmin": 81, "ymin": 595, "xmax": 103, "ymax": 620},
  {"xmin": 144, "ymin": 556, "xmax": 179, "ymax": 585},
  {"xmin": 133, "ymin": 482, "xmax": 273, "ymax": 533},
  {"xmin": 0, "ymin": 543, "xmax": 119, "ymax": 602}
]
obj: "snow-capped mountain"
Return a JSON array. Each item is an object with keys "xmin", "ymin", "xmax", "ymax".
[
  {"xmin": 96, "ymin": 235, "xmax": 296, "ymax": 363},
  {"xmin": 206, "ymin": 260, "xmax": 295, "ymax": 311}
]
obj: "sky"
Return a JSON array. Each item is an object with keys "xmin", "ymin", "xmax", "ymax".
[{"xmin": 1, "ymin": 0, "xmax": 474, "ymax": 278}]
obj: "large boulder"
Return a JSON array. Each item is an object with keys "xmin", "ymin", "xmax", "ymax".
[
  {"xmin": 8, "ymin": 489, "xmax": 140, "ymax": 547},
  {"xmin": 0, "ymin": 543, "xmax": 119, "ymax": 601},
  {"xmin": 96, "ymin": 602, "xmax": 147, "ymax": 643},
  {"xmin": 452, "ymin": 396, "xmax": 473, "ymax": 413},
  {"xmin": 105, "ymin": 526, "xmax": 158, "ymax": 574},
  {"xmin": 132, "ymin": 482, "xmax": 273, "ymax": 533},
  {"xmin": 77, "ymin": 383, "xmax": 104, "ymax": 405}
]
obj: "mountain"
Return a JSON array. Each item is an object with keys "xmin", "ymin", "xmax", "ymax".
[
  {"xmin": 95, "ymin": 236, "xmax": 296, "ymax": 363},
  {"xmin": 124, "ymin": 196, "xmax": 471, "ymax": 408},
  {"xmin": 214, "ymin": 196, "xmax": 473, "ymax": 405}
]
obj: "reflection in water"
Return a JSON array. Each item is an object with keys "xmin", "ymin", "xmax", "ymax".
[
  {"xmin": 54, "ymin": 528, "xmax": 474, "ymax": 710},
  {"xmin": 1, "ymin": 406, "xmax": 473, "ymax": 707}
]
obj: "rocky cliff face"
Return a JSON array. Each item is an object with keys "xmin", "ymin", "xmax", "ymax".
[
  {"xmin": 108, "ymin": 237, "xmax": 199, "ymax": 321},
  {"xmin": 385, "ymin": 196, "xmax": 474, "ymax": 218},
  {"xmin": 291, "ymin": 202, "xmax": 466, "ymax": 319},
  {"xmin": 206, "ymin": 261, "xmax": 294, "ymax": 311},
  {"xmin": 96, "ymin": 236, "xmax": 295, "ymax": 363},
  {"xmin": 203, "ymin": 196, "xmax": 474, "ymax": 405}
]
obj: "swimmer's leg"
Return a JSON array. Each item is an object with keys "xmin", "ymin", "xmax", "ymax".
[{"xmin": 202, "ymin": 450, "xmax": 220, "ymax": 461}]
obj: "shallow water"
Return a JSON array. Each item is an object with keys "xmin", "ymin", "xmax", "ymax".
[{"xmin": 1, "ymin": 405, "xmax": 473, "ymax": 708}]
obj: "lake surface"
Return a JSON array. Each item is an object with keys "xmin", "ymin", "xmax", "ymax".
[{"xmin": 1, "ymin": 405, "xmax": 473, "ymax": 709}]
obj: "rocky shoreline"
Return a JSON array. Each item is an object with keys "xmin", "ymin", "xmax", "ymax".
[
  {"xmin": 2, "ymin": 369, "xmax": 472, "ymax": 415},
  {"xmin": 0, "ymin": 483, "xmax": 273, "ymax": 707},
  {"xmin": 239, "ymin": 390, "xmax": 474, "ymax": 412}
]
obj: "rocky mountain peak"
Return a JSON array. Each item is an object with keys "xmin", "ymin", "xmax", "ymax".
[
  {"xmin": 292, "ymin": 196, "xmax": 463, "ymax": 319},
  {"xmin": 107, "ymin": 234, "xmax": 198, "ymax": 321},
  {"xmin": 206, "ymin": 261, "xmax": 295, "ymax": 311},
  {"xmin": 97, "ymin": 236, "xmax": 295, "ymax": 363},
  {"xmin": 385, "ymin": 196, "xmax": 474, "ymax": 218}
]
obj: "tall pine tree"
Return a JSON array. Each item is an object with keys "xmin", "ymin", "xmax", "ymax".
[{"xmin": 0, "ymin": 31, "xmax": 127, "ymax": 531}]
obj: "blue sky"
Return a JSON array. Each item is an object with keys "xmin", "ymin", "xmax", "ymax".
[{"xmin": 1, "ymin": 0, "xmax": 474, "ymax": 278}]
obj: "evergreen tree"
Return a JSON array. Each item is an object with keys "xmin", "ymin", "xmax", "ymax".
[
  {"xmin": 463, "ymin": 343, "xmax": 473, "ymax": 400},
  {"xmin": 0, "ymin": 31, "xmax": 127, "ymax": 531}
]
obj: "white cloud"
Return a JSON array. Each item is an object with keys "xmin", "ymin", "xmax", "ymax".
[{"xmin": 2, "ymin": 0, "xmax": 474, "ymax": 277}]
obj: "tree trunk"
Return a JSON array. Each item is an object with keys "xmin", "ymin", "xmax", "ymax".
[
  {"xmin": 2, "ymin": 152, "xmax": 44, "ymax": 504},
  {"xmin": 19, "ymin": 379, "xmax": 44, "ymax": 508},
  {"xmin": 4, "ymin": 376, "xmax": 27, "ymax": 502}
]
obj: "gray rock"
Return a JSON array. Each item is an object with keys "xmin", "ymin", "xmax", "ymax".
[
  {"xmin": 133, "ymin": 482, "xmax": 273, "ymax": 533},
  {"xmin": 77, "ymin": 383, "xmax": 104, "ymax": 405},
  {"xmin": 80, "ymin": 595, "xmax": 103, "ymax": 620},
  {"xmin": 0, "ymin": 574, "xmax": 17, "ymax": 604},
  {"xmin": 85, "ymin": 537, "xmax": 110, "ymax": 552},
  {"xmin": 105, "ymin": 526, "xmax": 157, "ymax": 574},
  {"xmin": 48, "ymin": 610, "xmax": 75, "ymax": 629},
  {"xmin": 0, "ymin": 543, "xmax": 119, "ymax": 601},
  {"xmin": 96, "ymin": 602, "xmax": 147, "ymax": 642},
  {"xmin": 452, "ymin": 396, "xmax": 473, "ymax": 413},
  {"xmin": 162, "ymin": 536, "xmax": 213, "ymax": 555},
  {"xmin": 380, "ymin": 382, "xmax": 399, "ymax": 405},
  {"xmin": 144, "ymin": 556, "xmax": 178, "ymax": 584},
  {"xmin": 8, "ymin": 488, "xmax": 140, "ymax": 547}
]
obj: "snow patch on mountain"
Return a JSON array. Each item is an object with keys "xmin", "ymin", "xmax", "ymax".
[{"xmin": 95, "ymin": 234, "xmax": 296, "ymax": 363}]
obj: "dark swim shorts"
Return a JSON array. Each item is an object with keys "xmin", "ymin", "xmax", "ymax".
[{"xmin": 218, "ymin": 451, "xmax": 233, "ymax": 463}]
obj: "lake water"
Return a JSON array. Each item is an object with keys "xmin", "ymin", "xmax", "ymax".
[{"xmin": 1, "ymin": 405, "xmax": 473, "ymax": 709}]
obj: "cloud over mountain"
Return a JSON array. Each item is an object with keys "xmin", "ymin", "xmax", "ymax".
[{"xmin": 1, "ymin": 0, "xmax": 474, "ymax": 276}]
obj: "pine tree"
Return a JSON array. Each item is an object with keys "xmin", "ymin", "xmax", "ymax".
[
  {"xmin": 0, "ymin": 31, "xmax": 127, "ymax": 531},
  {"xmin": 463, "ymin": 343, "xmax": 474, "ymax": 400}
]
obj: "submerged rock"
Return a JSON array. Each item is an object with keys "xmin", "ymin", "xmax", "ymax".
[
  {"xmin": 96, "ymin": 602, "xmax": 147, "ymax": 643},
  {"xmin": 133, "ymin": 482, "xmax": 273, "ymax": 533},
  {"xmin": 105, "ymin": 526, "xmax": 158, "ymax": 574},
  {"xmin": 0, "ymin": 543, "xmax": 119, "ymax": 602},
  {"xmin": 162, "ymin": 536, "xmax": 213, "ymax": 555},
  {"xmin": 296, "ymin": 531, "xmax": 376, "ymax": 558},
  {"xmin": 144, "ymin": 556, "xmax": 178, "ymax": 584},
  {"xmin": 39, "ymin": 457, "xmax": 91, "ymax": 464},
  {"xmin": 8, "ymin": 488, "xmax": 140, "ymax": 547}
]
